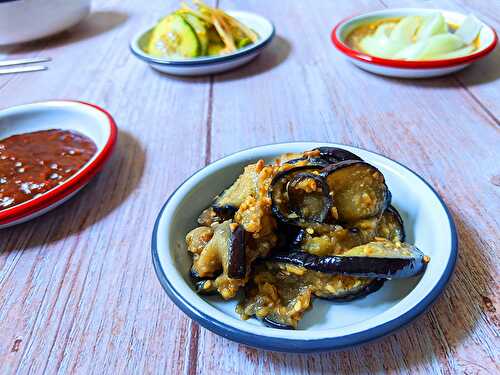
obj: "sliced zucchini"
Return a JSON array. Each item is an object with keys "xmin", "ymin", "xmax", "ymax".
[
  {"xmin": 237, "ymin": 38, "xmax": 252, "ymax": 49},
  {"xmin": 207, "ymin": 43, "xmax": 225, "ymax": 56},
  {"xmin": 321, "ymin": 161, "xmax": 389, "ymax": 222},
  {"xmin": 179, "ymin": 12, "xmax": 209, "ymax": 55},
  {"xmin": 147, "ymin": 14, "xmax": 200, "ymax": 58}
]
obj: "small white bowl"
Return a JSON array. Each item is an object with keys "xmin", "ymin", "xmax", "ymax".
[
  {"xmin": 151, "ymin": 142, "xmax": 457, "ymax": 352},
  {"xmin": 332, "ymin": 8, "xmax": 498, "ymax": 78},
  {"xmin": 130, "ymin": 11, "xmax": 275, "ymax": 76},
  {"xmin": 0, "ymin": 101, "xmax": 117, "ymax": 229},
  {"xmin": 0, "ymin": 0, "xmax": 91, "ymax": 45}
]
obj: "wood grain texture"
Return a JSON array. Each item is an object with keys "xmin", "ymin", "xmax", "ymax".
[{"xmin": 0, "ymin": 0, "xmax": 498, "ymax": 374}]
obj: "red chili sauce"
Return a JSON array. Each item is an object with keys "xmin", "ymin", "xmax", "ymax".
[{"xmin": 0, "ymin": 129, "xmax": 97, "ymax": 210}]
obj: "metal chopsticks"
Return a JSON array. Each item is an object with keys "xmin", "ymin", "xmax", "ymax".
[{"xmin": 0, "ymin": 57, "xmax": 51, "ymax": 75}]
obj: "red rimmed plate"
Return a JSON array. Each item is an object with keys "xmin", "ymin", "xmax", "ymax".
[
  {"xmin": 331, "ymin": 8, "xmax": 498, "ymax": 78},
  {"xmin": 0, "ymin": 100, "xmax": 117, "ymax": 228}
]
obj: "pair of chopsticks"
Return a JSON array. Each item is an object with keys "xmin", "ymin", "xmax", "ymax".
[{"xmin": 0, "ymin": 57, "xmax": 51, "ymax": 75}]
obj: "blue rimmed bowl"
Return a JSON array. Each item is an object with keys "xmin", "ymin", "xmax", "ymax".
[
  {"xmin": 130, "ymin": 10, "xmax": 275, "ymax": 76},
  {"xmin": 151, "ymin": 142, "xmax": 457, "ymax": 352}
]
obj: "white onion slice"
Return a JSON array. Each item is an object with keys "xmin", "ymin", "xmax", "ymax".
[
  {"xmin": 416, "ymin": 13, "xmax": 448, "ymax": 41},
  {"xmin": 455, "ymin": 15, "xmax": 482, "ymax": 44}
]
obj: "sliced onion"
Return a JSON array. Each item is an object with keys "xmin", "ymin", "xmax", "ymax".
[
  {"xmin": 416, "ymin": 13, "xmax": 448, "ymax": 41},
  {"xmin": 455, "ymin": 15, "xmax": 483, "ymax": 45}
]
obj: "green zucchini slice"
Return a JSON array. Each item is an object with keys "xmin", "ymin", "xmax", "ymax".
[
  {"xmin": 147, "ymin": 14, "xmax": 200, "ymax": 58},
  {"xmin": 179, "ymin": 12, "xmax": 209, "ymax": 55}
]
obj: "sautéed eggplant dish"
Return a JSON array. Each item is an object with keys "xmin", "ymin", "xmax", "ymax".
[{"xmin": 185, "ymin": 147, "xmax": 430, "ymax": 329}]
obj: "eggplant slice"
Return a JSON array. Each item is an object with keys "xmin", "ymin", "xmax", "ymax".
[
  {"xmin": 287, "ymin": 173, "xmax": 332, "ymax": 223},
  {"xmin": 212, "ymin": 163, "xmax": 259, "ymax": 219},
  {"xmin": 237, "ymin": 261, "xmax": 384, "ymax": 329},
  {"xmin": 270, "ymin": 240, "xmax": 429, "ymax": 279},
  {"xmin": 227, "ymin": 225, "xmax": 246, "ymax": 278},
  {"xmin": 297, "ymin": 217, "xmax": 380, "ymax": 256},
  {"xmin": 194, "ymin": 279, "xmax": 218, "ymax": 295},
  {"xmin": 270, "ymin": 165, "xmax": 330, "ymax": 224},
  {"xmin": 189, "ymin": 220, "xmax": 246, "ymax": 280},
  {"xmin": 237, "ymin": 262, "xmax": 313, "ymax": 329},
  {"xmin": 313, "ymin": 147, "xmax": 363, "ymax": 164},
  {"xmin": 377, "ymin": 206, "xmax": 405, "ymax": 242},
  {"xmin": 321, "ymin": 161, "xmax": 389, "ymax": 222},
  {"xmin": 314, "ymin": 278, "xmax": 385, "ymax": 301}
]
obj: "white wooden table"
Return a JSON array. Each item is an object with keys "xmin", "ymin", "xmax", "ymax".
[{"xmin": 0, "ymin": 0, "xmax": 498, "ymax": 374}]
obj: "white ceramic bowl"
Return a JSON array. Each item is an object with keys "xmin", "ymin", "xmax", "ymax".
[
  {"xmin": 151, "ymin": 142, "xmax": 457, "ymax": 352},
  {"xmin": 0, "ymin": 0, "xmax": 91, "ymax": 46},
  {"xmin": 130, "ymin": 11, "xmax": 275, "ymax": 76},
  {"xmin": 332, "ymin": 8, "xmax": 498, "ymax": 78},
  {"xmin": 0, "ymin": 101, "xmax": 117, "ymax": 229}
]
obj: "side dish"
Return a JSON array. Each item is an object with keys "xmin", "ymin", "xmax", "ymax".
[
  {"xmin": 146, "ymin": 0, "xmax": 259, "ymax": 58},
  {"xmin": 346, "ymin": 13, "xmax": 482, "ymax": 60},
  {"xmin": 185, "ymin": 147, "xmax": 430, "ymax": 329},
  {"xmin": 0, "ymin": 129, "xmax": 97, "ymax": 210}
]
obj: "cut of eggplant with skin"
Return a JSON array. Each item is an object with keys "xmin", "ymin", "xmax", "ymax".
[
  {"xmin": 227, "ymin": 225, "xmax": 246, "ymax": 278},
  {"xmin": 270, "ymin": 240, "xmax": 429, "ymax": 279},
  {"xmin": 321, "ymin": 161, "xmax": 389, "ymax": 222},
  {"xmin": 270, "ymin": 165, "xmax": 330, "ymax": 225},
  {"xmin": 194, "ymin": 279, "xmax": 218, "ymax": 295},
  {"xmin": 298, "ymin": 217, "xmax": 379, "ymax": 256},
  {"xmin": 284, "ymin": 157, "xmax": 330, "ymax": 167},
  {"xmin": 377, "ymin": 206, "xmax": 406, "ymax": 242},
  {"xmin": 313, "ymin": 147, "xmax": 363, "ymax": 164},
  {"xmin": 190, "ymin": 221, "xmax": 246, "ymax": 279},
  {"xmin": 237, "ymin": 261, "xmax": 383, "ymax": 329},
  {"xmin": 212, "ymin": 163, "xmax": 259, "ymax": 219},
  {"xmin": 315, "ymin": 278, "xmax": 385, "ymax": 301},
  {"xmin": 287, "ymin": 173, "xmax": 332, "ymax": 223},
  {"xmin": 211, "ymin": 204, "xmax": 238, "ymax": 221},
  {"xmin": 263, "ymin": 316, "xmax": 294, "ymax": 330}
]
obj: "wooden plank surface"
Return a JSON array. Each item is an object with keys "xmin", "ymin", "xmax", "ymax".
[{"xmin": 0, "ymin": 0, "xmax": 498, "ymax": 374}]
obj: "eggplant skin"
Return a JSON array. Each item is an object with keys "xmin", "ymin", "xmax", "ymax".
[
  {"xmin": 195, "ymin": 279, "xmax": 218, "ymax": 295},
  {"xmin": 263, "ymin": 316, "xmax": 294, "ymax": 330},
  {"xmin": 377, "ymin": 206, "xmax": 406, "ymax": 242},
  {"xmin": 211, "ymin": 204, "xmax": 238, "ymax": 221},
  {"xmin": 287, "ymin": 172, "xmax": 332, "ymax": 223},
  {"xmin": 270, "ymin": 244, "xmax": 428, "ymax": 279},
  {"xmin": 316, "ymin": 279, "xmax": 385, "ymax": 301},
  {"xmin": 284, "ymin": 157, "xmax": 329, "ymax": 167},
  {"xmin": 313, "ymin": 147, "xmax": 363, "ymax": 164},
  {"xmin": 269, "ymin": 164, "xmax": 326, "ymax": 225},
  {"xmin": 227, "ymin": 225, "xmax": 246, "ymax": 279}
]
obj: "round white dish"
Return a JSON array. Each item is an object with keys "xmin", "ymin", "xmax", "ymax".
[
  {"xmin": 151, "ymin": 142, "xmax": 457, "ymax": 352},
  {"xmin": 0, "ymin": 0, "xmax": 91, "ymax": 45},
  {"xmin": 331, "ymin": 8, "xmax": 497, "ymax": 78},
  {"xmin": 0, "ymin": 100, "xmax": 117, "ymax": 229},
  {"xmin": 130, "ymin": 10, "xmax": 275, "ymax": 76}
]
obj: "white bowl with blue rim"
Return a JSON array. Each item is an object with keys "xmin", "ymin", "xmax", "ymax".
[
  {"xmin": 151, "ymin": 142, "xmax": 457, "ymax": 352},
  {"xmin": 130, "ymin": 11, "xmax": 275, "ymax": 76}
]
